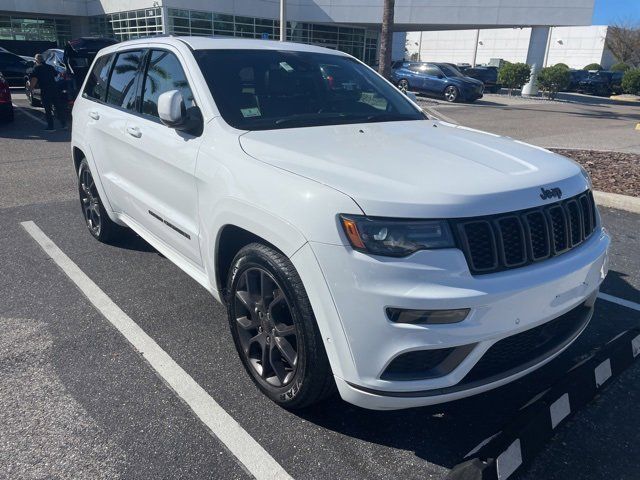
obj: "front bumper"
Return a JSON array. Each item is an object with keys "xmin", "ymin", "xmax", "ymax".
[{"xmin": 297, "ymin": 227, "xmax": 609, "ymax": 410}]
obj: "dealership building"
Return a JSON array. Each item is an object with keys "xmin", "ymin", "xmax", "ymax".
[
  {"xmin": 0, "ymin": 0, "xmax": 599, "ymax": 91},
  {"xmin": 405, "ymin": 25, "xmax": 615, "ymax": 70}
]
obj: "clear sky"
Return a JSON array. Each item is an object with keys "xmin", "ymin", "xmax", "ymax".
[{"xmin": 593, "ymin": 0, "xmax": 640, "ymax": 25}]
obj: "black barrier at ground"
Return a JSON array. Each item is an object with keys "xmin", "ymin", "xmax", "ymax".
[{"xmin": 447, "ymin": 327, "xmax": 640, "ymax": 480}]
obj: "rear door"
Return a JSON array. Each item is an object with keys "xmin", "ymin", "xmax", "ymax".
[
  {"xmin": 84, "ymin": 49, "xmax": 145, "ymax": 214},
  {"xmin": 120, "ymin": 48, "xmax": 203, "ymax": 266}
]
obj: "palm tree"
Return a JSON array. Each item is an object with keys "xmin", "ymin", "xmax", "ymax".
[{"xmin": 377, "ymin": 0, "xmax": 395, "ymax": 79}]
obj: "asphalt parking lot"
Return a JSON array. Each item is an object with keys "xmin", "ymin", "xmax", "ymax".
[
  {"xmin": 419, "ymin": 93, "xmax": 640, "ymax": 154},
  {"xmin": 2, "ymin": 92, "xmax": 640, "ymax": 479}
]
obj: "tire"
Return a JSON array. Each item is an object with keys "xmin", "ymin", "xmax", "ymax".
[
  {"xmin": 444, "ymin": 85, "xmax": 459, "ymax": 102},
  {"xmin": 26, "ymin": 81, "xmax": 41, "ymax": 107},
  {"xmin": 226, "ymin": 243, "xmax": 335, "ymax": 409},
  {"xmin": 77, "ymin": 158, "xmax": 128, "ymax": 243},
  {"xmin": 397, "ymin": 79, "xmax": 409, "ymax": 93}
]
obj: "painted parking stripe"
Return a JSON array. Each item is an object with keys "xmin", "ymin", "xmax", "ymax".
[
  {"xmin": 598, "ymin": 292, "xmax": 640, "ymax": 312},
  {"xmin": 15, "ymin": 105, "xmax": 47, "ymax": 126},
  {"xmin": 20, "ymin": 221, "xmax": 293, "ymax": 480}
]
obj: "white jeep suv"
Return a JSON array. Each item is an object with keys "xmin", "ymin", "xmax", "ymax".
[{"xmin": 71, "ymin": 37, "xmax": 609, "ymax": 410}]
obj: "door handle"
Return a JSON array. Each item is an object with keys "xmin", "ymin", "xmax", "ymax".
[
  {"xmin": 127, "ymin": 126, "xmax": 142, "ymax": 138},
  {"xmin": 89, "ymin": 111, "xmax": 100, "ymax": 120}
]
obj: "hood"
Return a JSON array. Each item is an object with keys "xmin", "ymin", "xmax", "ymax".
[{"xmin": 239, "ymin": 120, "xmax": 588, "ymax": 218}]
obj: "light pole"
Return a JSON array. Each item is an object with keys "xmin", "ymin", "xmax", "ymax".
[{"xmin": 280, "ymin": 0, "xmax": 286, "ymax": 41}]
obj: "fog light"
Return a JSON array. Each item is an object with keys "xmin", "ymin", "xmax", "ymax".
[{"xmin": 386, "ymin": 307, "xmax": 469, "ymax": 325}]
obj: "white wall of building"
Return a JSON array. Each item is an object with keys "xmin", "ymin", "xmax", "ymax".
[
  {"xmin": 406, "ymin": 25, "xmax": 613, "ymax": 69},
  {"xmin": 2, "ymin": 0, "xmax": 595, "ymax": 28}
]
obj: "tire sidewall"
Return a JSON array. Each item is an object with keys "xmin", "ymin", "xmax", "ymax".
[{"xmin": 227, "ymin": 248, "xmax": 312, "ymax": 406}]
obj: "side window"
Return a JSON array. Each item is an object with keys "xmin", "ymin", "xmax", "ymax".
[
  {"xmin": 141, "ymin": 50, "xmax": 195, "ymax": 118},
  {"xmin": 83, "ymin": 54, "xmax": 113, "ymax": 102},
  {"xmin": 423, "ymin": 66, "xmax": 441, "ymax": 77},
  {"xmin": 105, "ymin": 50, "xmax": 144, "ymax": 110}
]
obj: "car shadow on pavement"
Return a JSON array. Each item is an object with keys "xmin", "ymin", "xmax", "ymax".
[{"xmin": 298, "ymin": 274, "xmax": 640, "ymax": 474}]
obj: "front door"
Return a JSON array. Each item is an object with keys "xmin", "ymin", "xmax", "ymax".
[{"xmin": 121, "ymin": 48, "xmax": 203, "ymax": 266}]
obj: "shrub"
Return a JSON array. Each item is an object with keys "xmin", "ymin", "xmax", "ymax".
[
  {"xmin": 583, "ymin": 63, "xmax": 603, "ymax": 71},
  {"xmin": 622, "ymin": 69, "xmax": 640, "ymax": 95},
  {"xmin": 611, "ymin": 62, "xmax": 631, "ymax": 72},
  {"xmin": 537, "ymin": 65, "xmax": 571, "ymax": 99},
  {"xmin": 498, "ymin": 62, "xmax": 532, "ymax": 95},
  {"xmin": 554, "ymin": 63, "xmax": 570, "ymax": 70}
]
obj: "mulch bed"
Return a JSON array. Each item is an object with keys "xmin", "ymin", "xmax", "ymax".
[{"xmin": 550, "ymin": 149, "xmax": 640, "ymax": 198}]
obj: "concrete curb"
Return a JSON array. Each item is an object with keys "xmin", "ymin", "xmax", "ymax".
[{"xmin": 594, "ymin": 190, "xmax": 640, "ymax": 214}]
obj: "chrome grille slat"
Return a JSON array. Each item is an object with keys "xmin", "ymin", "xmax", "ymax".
[{"xmin": 454, "ymin": 190, "xmax": 597, "ymax": 275}]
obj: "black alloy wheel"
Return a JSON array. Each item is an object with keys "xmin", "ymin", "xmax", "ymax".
[
  {"xmin": 79, "ymin": 163, "xmax": 102, "ymax": 238},
  {"xmin": 397, "ymin": 79, "xmax": 409, "ymax": 93},
  {"xmin": 227, "ymin": 243, "xmax": 335, "ymax": 409},
  {"xmin": 233, "ymin": 267, "xmax": 299, "ymax": 387},
  {"xmin": 77, "ymin": 158, "xmax": 127, "ymax": 243}
]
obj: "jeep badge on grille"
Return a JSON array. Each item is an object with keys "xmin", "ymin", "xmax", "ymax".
[{"xmin": 539, "ymin": 187, "xmax": 562, "ymax": 200}]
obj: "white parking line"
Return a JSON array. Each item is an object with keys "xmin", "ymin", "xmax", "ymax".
[
  {"xmin": 422, "ymin": 105, "xmax": 460, "ymax": 125},
  {"xmin": 598, "ymin": 292, "xmax": 640, "ymax": 312},
  {"xmin": 15, "ymin": 105, "xmax": 47, "ymax": 126},
  {"xmin": 20, "ymin": 220, "xmax": 293, "ymax": 480}
]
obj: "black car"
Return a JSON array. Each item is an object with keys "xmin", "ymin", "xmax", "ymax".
[
  {"xmin": 578, "ymin": 70, "xmax": 624, "ymax": 96},
  {"xmin": 460, "ymin": 66, "xmax": 500, "ymax": 93},
  {"xmin": 566, "ymin": 69, "xmax": 589, "ymax": 92},
  {"xmin": 0, "ymin": 50, "xmax": 33, "ymax": 86}
]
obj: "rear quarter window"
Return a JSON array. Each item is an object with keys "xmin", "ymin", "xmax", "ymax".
[{"xmin": 83, "ymin": 53, "xmax": 113, "ymax": 102}]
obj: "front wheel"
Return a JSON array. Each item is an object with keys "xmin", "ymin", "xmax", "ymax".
[
  {"xmin": 227, "ymin": 243, "xmax": 335, "ymax": 409},
  {"xmin": 444, "ymin": 85, "xmax": 459, "ymax": 102}
]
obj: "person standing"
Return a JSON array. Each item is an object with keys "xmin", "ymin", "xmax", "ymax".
[{"xmin": 29, "ymin": 54, "xmax": 67, "ymax": 131}]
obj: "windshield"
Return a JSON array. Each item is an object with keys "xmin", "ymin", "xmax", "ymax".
[
  {"xmin": 437, "ymin": 64, "xmax": 464, "ymax": 78},
  {"xmin": 195, "ymin": 49, "xmax": 425, "ymax": 130}
]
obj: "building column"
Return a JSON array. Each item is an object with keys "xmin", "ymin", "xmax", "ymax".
[{"xmin": 522, "ymin": 26, "xmax": 550, "ymax": 96}]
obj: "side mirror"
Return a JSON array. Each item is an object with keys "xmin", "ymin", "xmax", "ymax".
[
  {"xmin": 158, "ymin": 90, "xmax": 185, "ymax": 127},
  {"xmin": 158, "ymin": 90, "xmax": 203, "ymax": 136},
  {"xmin": 405, "ymin": 91, "xmax": 417, "ymax": 103}
]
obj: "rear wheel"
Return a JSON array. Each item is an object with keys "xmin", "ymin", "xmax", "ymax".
[
  {"xmin": 444, "ymin": 85, "xmax": 459, "ymax": 102},
  {"xmin": 227, "ymin": 243, "xmax": 335, "ymax": 409},
  {"xmin": 77, "ymin": 158, "xmax": 127, "ymax": 243}
]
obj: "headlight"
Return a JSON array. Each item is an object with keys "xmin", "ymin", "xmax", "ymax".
[{"xmin": 340, "ymin": 215, "xmax": 455, "ymax": 257}]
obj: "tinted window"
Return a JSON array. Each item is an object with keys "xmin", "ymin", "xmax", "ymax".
[
  {"xmin": 195, "ymin": 49, "xmax": 424, "ymax": 131},
  {"xmin": 141, "ymin": 50, "xmax": 195, "ymax": 118},
  {"xmin": 83, "ymin": 54, "xmax": 113, "ymax": 102},
  {"xmin": 106, "ymin": 50, "xmax": 144, "ymax": 110},
  {"xmin": 437, "ymin": 64, "xmax": 463, "ymax": 77}
]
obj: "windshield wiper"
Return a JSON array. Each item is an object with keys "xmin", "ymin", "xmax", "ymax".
[
  {"xmin": 274, "ymin": 112, "xmax": 348, "ymax": 126},
  {"xmin": 363, "ymin": 113, "xmax": 422, "ymax": 123}
]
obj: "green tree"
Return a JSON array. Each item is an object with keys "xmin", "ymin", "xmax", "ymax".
[
  {"xmin": 498, "ymin": 62, "xmax": 532, "ymax": 95},
  {"xmin": 622, "ymin": 69, "xmax": 640, "ymax": 95},
  {"xmin": 536, "ymin": 65, "xmax": 571, "ymax": 99},
  {"xmin": 611, "ymin": 62, "xmax": 631, "ymax": 72},
  {"xmin": 554, "ymin": 63, "xmax": 570, "ymax": 70},
  {"xmin": 583, "ymin": 63, "xmax": 603, "ymax": 71}
]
